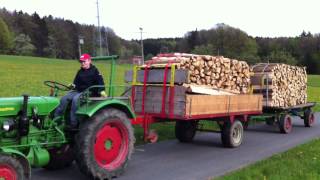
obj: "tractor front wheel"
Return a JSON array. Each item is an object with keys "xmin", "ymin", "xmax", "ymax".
[
  {"xmin": 75, "ymin": 108, "xmax": 134, "ymax": 180},
  {"xmin": 0, "ymin": 154, "xmax": 25, "ymax": 180}
]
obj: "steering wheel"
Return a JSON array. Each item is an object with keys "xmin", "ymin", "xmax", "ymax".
[{"xmin": 44, "ymin": 81, "xmax": 71, "ymax": 91}]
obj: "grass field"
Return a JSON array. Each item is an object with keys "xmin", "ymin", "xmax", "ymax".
[
  {"xmin": 307, "ymin": 75, "xmax": 320, "ymax": 111},
  {"xmin": 0, "ymin": 55, "xmax": 131, "ymax": 97},
  {"xmin": 215, "ymin": 138, "xmax": 320, "ymax": 180},
  {"xmin": 1, "ymin": 55, "xmax": 319, "ymax": 178}
]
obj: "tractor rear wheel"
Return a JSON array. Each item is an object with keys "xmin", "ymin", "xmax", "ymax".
[
  {"xmin": 75, "ymin": 108, "xmax": 134, "ymax": 180},
  {"xmin": 175, "ymin": 120, "xmax": 198, "ymax": 142},
  {"xmin": 43, "ymin": 144, "xmax": 74, "ymax": 170},
  {"xmin": 0, "ymin": 154, "xmax": 25, "ymax": 180}
]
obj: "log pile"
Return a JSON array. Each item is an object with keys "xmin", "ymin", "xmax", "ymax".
[
  {"xmin": 142, "ymin": 53, "xmax": 251, "ymax": 94},
  {"xmin": 251, "ymin": 63, "xmax": 307, "ymax": 107}
]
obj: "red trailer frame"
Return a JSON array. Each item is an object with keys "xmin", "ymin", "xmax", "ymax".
[{"xmin": 129, "ymin": 54, "xmax": 263, "ymax": 147}]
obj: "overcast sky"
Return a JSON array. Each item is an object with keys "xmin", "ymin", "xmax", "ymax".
[{"xmin": 1, "ymin": 0, "xmax": 319, "ymax": 40}]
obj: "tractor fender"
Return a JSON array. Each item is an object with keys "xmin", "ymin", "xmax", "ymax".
[
  {"xmin": 76, "ymin": 99, "xmax": 135, "ymax": 119},
  {"xmin": 0, "ymin": 147, "xmax": 31, "ymax": 179}
]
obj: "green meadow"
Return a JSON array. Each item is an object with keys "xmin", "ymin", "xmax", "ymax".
[{"xmin": 0, "ymin": 55, "xmax": 131, "ymax": 97}]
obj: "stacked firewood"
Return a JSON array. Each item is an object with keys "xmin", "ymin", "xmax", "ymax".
[
  {"xmin": 146, "ymin": 53, "xmax": 251, "ymax": 94},
  {"xmin": 251, "ymin": 63, "xmax": 307, "ymax": 107}
]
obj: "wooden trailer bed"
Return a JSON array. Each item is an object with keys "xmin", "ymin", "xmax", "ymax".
[{"xmin": 132, "ymin": 86, "xmax": 262, "ymax": 119}]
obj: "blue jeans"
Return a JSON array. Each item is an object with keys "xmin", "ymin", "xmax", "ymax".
[{"xmin": 54, "ymin": 91, "xmax": 82, "ymax": 127}]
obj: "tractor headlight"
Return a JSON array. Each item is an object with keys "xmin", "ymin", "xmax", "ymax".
[{"xmin": 3, "ymin": 119, "xmax": 15, "ymax": 131}]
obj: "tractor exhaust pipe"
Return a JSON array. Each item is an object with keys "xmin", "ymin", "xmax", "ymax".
[{"xmin": 19, "ymin": 94, "xmax": 29, "ymax": 136}]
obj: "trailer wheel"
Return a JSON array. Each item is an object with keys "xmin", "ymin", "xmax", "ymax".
[
  {"xmin": 221, "ymin": 120, "xmax": 243, "ymax": 148},
  {"xmin": 304, "ymin": 109, "xmax": 315, "ymax": 127},
  {"xmin": 279, "ymin": 114, "xmax": 292, "ymax": 134},
  {"xmin": 0, "ymin": 154, "xmax": 25, "ymax": 180},
  {"xmin": 175, "ymin": 120, "xmax": 197, "ymax": 142},
  {"xmin": 75, "ymin": 108, "xmax": 135, "ymax": 180},
  {"xmin": 43, "ymin": 144, "xmax": 74, "ymax": 170}
]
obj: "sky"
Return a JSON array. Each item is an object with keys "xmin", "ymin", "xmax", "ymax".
[{"xmin": 1, "ymin": 0, "xmax": 319, "ymax": 40}]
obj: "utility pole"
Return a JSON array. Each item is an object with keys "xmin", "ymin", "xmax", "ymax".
[
  {"xmin": 139, "ymin": 27, "xmax": 144, "ymax": 65},
  {"xmin": 78, "ymin": 36, "xmax": 84, "ymax": 57},
  {"xmin": 96, "ymin": 0, "xmax": 102, "ymax": 56},
  {"xmin": 105, "ymin": 29, "xmax": 110, "ymax": 56}
]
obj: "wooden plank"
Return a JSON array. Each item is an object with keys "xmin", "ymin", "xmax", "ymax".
[
  {"xmin": 132, "ymin": 85, "xmax": 187, "ymax": 116},
  {"xmin": 185, "ymin": 94, "xmax": 262, "ymax": 116},
  {"xmin": 252, "ymin": 85, "xmax": 275, "ymax": 90},
  {"xmin": 186, "ymin": 95, "xmax": 229, "ymax": 116},
  {"xmin": 229, "ymin": 95, "xmax": 262, "ymax": 112},
  {"xmin": 125, "ymin": 69, "xmax": 189, "ymax": 83},
  {"xmin": 134, "ymin": 102, "xmax": 186, "ymax": 116},
  {"xmin": 133, "ymin": 85, "xmax": 187, "ymax": 95},
  {"xmin": 184, "ymin": 84, "xmax": 238, "ymax": 95},
  {"xmin": 250, "ymin": 75, "xmax": 273, "ymax": 85},
  {"xmin": 132, "ymin": 85, "xmax": 262, "ymax": 117}
]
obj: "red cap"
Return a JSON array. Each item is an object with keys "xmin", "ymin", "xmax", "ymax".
[{"xmin": 79, "ymin": 54, "xmax": 91, "ymax": 61}]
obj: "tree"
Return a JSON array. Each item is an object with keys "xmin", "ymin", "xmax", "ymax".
[
  {"xmin": 13, "ymin": 34, "xmax": 35, "ymax": 56},
  {"xmin": 0, "ymin": 16, "xmax": 13, "ymax": 53},
  {"xmin": 31, "ymin": 12, "xmax": 49, "ymax": 56},
  {"xmin": 191, "ymin": 44, "xmax": 215, "ymax": 55},
  {"xmin": 266, "ymin": 51, "xmax": 297, "ymax": 65}
]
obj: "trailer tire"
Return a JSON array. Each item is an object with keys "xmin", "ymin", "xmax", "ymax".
[
  {"xmin": 221, "ymin": 120, "xmax": 243, "ymax": 148},
  {"xmin": 279, "ymin": 114, "xmax": 292, "ymax": 134},
  {"xmin": 0, "ymin": 154, "xmax": 26, "ymax": 180},
  {"xmin": 43, "ymin": 144, "xmax": 74, "ymax": 170},
  {"xmin": 175, "ymin": 120, "xmax": 197, "ymax": 142},
  {"xmin": 75, "ymin": 108, "xmax": 134, "ymax": 180},
  {"xmin": 304, "ymin": 109, "xmax": 315, "ymax": 127}
]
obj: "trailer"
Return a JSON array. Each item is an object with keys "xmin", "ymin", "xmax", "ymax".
[
  {"xmin": 249, "ymin": 102, "xmax": 316, "ymax": 133},
  {"xmin": 125, "ymin": 60, "xmax": 263, "ymax": 148},
  {"xmin": 249, "ymin": 62, "xmax": 316, "ymax": 133}
]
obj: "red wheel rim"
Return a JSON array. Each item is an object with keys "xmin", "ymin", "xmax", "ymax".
[
  {"xmin": 94, "ymin": 119, "xmax": 129, "ymax": 171},
  {"xmin": 285, "ymin": 116, "xmax": 292, "ymax": 132},
  {"xmin": 0, "ymin": 165, "xmax": 17, "ymax": 180},
  {"xmin": 309, "ymin": 113, "xmax": 315, "ymax": 125}
]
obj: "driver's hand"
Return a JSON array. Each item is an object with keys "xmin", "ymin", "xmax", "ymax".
[
  {"xmin": 68, "ymin": 83, "xmax": 75, "ymax": 90},
  {"xmin": 100, "ymin": 91, "xmax": 107, "ymax": 97}
]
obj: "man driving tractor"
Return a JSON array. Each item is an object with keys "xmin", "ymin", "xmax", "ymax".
[{"xmin": 54, "ymin": 53, "xmax": 107, "ymax": 128}]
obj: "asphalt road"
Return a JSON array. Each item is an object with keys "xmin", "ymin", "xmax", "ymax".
[{"xmin": 33, "ymin": 113, "xmax": 320, "ymax": 180}]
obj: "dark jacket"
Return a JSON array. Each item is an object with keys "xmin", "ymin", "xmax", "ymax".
[{"xmin": 73, "ymin": 65, "xmax": 105, "ymax": 95}]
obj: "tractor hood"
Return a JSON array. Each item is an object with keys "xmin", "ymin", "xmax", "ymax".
[{"xmin": 0, "ymin": 96, "xmax": 60, "ymax": 116}]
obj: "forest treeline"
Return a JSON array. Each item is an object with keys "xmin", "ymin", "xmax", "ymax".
[{"xmin": 0, "ymin": 8, "xmax": 319, "ymax": 74}]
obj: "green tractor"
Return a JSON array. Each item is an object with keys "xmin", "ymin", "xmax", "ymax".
[{"xmin": 0, "ymin": 56, "xmax": 135, "ymax": 180}]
